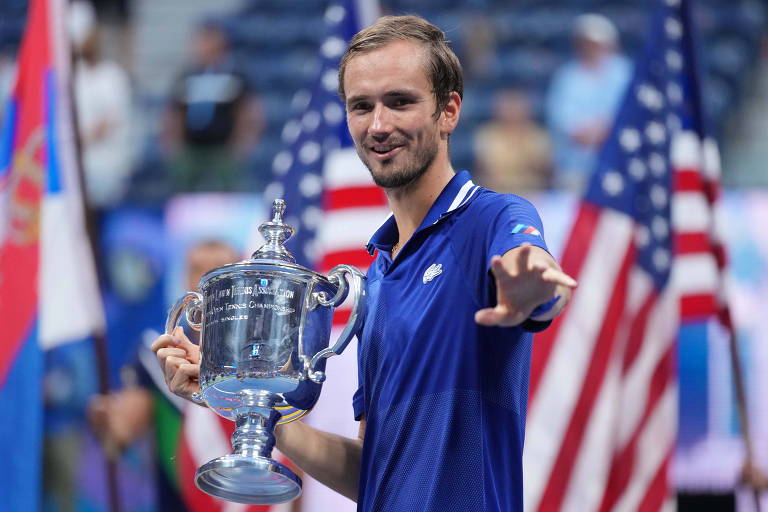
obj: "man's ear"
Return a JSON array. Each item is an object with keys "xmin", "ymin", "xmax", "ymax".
[{"xmin": 439, "ymin": 91, "xmax": 462, "ymax": 136}]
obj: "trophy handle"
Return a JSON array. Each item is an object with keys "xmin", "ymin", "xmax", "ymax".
[
  {"xmin": 165, "ymin": 291, "xmax": 204, "ymax": 335},
  {"xmin": 307, "ymin": 265, "xmax": 366, "ymax": 383},
  {"xmin": 165, "ymin": 292, "xmax": 207, "ymax": 405}
]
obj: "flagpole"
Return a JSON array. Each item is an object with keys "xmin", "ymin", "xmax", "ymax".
[
  {"xmin": 727, "ymin": 329, "xmax": 766, "ymax": 511},
  {"xmin": 66, "ymin": 33, "xmax": 122, "ymax": 512}
]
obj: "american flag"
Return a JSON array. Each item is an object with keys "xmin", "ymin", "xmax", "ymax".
[
  {"xmin": 264, "ymin": 0, "xmax": 386, "ymax": 296},
  {"xmin": 523, "ymin": 0, "xmax": 727, "ymax": 510}
]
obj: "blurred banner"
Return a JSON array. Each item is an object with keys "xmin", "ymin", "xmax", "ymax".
[{"xmin": 0, "ymin": 0, "xmax": 104, "ymax": 509}]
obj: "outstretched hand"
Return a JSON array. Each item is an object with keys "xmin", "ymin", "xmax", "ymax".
[
  {"xmin": 150, "ymin": 326, "xmax": 201, "ymax": 403},
  {"xmin": 474, "ymin": 244, "xmax": 577, "ymax": 327}
]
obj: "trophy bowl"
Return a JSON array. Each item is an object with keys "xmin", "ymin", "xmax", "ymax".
[{"xmin": 166, "ymin": 199, "xmax": 366, "ymax": 505}]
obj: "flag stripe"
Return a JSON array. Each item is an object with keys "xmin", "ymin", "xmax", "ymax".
[
  {"xmin": 528, "ymin": 202, "xmax": 602, "ymax": 402},
  {"xmin": 598, "ymin": 344, "xmax": 674, "ymax": 512},
  {"xmin": 319, "ymin": 248, "xmax": 374, "ymax": 273},
  {"xmin": 536, "ymin": 243, "xmax": 635, "ymax": 512},
  {"xmin": 323, "ymin": 185, "xmax": 386, "ymax": 210}
]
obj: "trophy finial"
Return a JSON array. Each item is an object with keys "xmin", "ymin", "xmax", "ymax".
[
  {"xmin": 272, "ymin": 199, "xmax": 286, "ymax": 223},
  {"xmin": 252, "ymin": 199, "xmax": 296, "ymax": 262}
]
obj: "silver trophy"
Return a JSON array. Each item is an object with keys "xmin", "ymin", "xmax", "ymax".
[{"xmin": 166, "ymin": 199, "xmax": 366, "ymax": 505}]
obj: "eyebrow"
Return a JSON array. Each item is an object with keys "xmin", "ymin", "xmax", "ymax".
[{"xmin": 346, "ymin": 89, "xmax": 420, "ymax": 106}]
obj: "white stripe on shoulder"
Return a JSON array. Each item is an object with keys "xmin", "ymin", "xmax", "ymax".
[{"xmin": 445, "ymin": 180, "xmax": 476, "ymax": 214}]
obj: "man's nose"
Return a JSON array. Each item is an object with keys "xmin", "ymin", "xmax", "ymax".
[{"xmin": 369, "ymin": 103, "xmax": 392, "ymax": 139}]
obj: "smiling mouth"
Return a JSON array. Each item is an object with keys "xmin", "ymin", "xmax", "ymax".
[{"xmin": 368, "ymin": 145, "xmax": 404, "ymax": 160}]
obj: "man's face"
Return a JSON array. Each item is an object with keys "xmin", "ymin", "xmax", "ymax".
[{"xmin": 342, "ymin": 40, "xmax": 445, "ymax": 190}]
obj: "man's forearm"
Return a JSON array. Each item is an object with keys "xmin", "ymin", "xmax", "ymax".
[{"xmin": 275, "ymin": 420, "xmax": 362, "ymax": 502}]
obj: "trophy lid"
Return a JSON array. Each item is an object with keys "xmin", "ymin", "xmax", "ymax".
[
  {"xmin": 251, "ymin": 199, "xmax": 296, "ymax": 263},
  {"xmin": 197, "ymin": 199, "xmax": 334, "ymax": 289}
]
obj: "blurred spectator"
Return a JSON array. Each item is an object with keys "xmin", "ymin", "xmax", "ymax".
[
  {"xmin": 473, "ymin": 89, "xmax": 552, "ymax": 194},
  {"xmin": 461, "ymin": 14, "xmax": 495, "ymax": 80},
  {"xmin": 545, "ymin": 13, "xmax": 631, "ymax": 191},
  {"xmin": 162, "ymin": 18, "xmax": 264, "ymax": 193},
  {"xmin": 88, "ymin": 239, "xmax": 240, "ymax": 511},
  {"xmin": 70, "ymin": 1, "xmax": 135, "ymax": 212}
]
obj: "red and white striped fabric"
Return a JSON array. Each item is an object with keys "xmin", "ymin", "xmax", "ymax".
[{"xmin": 523, "ymin": 1, "xmax": 728, "ymax": 510}]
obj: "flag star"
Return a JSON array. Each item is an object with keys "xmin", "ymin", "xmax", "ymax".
[
  {"xmin": 667, "ymin": 113, "xmax": 682, "ymax": 132},
  {"xmin": 602, "ymin": 171, "xmax": 625, "ymax": 196},
  {"xmin": 299, "ymin": 173, "xmax": 323, "ymax": 197},
  {"xmin": 665, "ymin": 18, "xmax": 682, "ymax": 39},
  {"xmin": 303, "ymin": 238, "xmax": 320, "ymax": 261},
  {"xmin": 652, "ymin": 216, "xmax": 669, "ymax": 239},
  {"xmin": 635, "ymin": 225, "xmax": 651, "ymax": 248},
  {"xmin": 281, "ymin": 119, "xmax": 301, "ymax": 144},
  {"xmin": 649, "ymin": 153, "xmax": 667, "ymax": 176},
  {"xmin": 637, "ymin": 84, "xmax": 664, "ymax": 111},
  {"xmin": 653, "ymin": 247, "xmax": 671, "ymax": 270},
  {"xmin": 620, "ymin": 128, "xmax": 642, "ymax": 152},
  {"xmin": 323, "ymin": 135, "xmax": 340, "ymax": 152},
  {"xmin": 302, "ymin": 205, "xmax": 323, "ymax": 229},
  {"xmin": 321, "ymin": 36, "xmax": 346, "ymax": 59},
  {"xmin": 645, "ymin": 121, "xmax": 667, "ymax": 145},
  {"xmin": 628, "ymin": 158, "xmax": 647, "ymax": 180},
  {"xmin": 322, "ymin": 69, "xmax": 339, "ymax": 92},
  {"xmin": 666, "ymin": 50, "xmax": 683, "ymax": 71},
  {"xmin": 264, "ymin": 182, "xmax": 285, "ymax": 201},
  {"xmin": 667, "ymin": 82, "xmax": 683, "ymax": 104},
  {"xmin": 291, "ymin": 90, "xmax": 311, "ymax": 113},
  {"xmin": 272, "ymin": 151, "xmax": 293, "ymax": 175},
  {"xmin": 325, "ymin": 4, "xmax": 346, "ymax": 23},
  {"xmin": 299, "ymin": 141, "xmax": 322, "ymax": 164},
  {"xmin": 324, "ymin": 102, "xmax": 343, "ymax": 124},
  {"xmin": 650, "ymin": 184, "xmax": 668, "ymax": 207},
  {"xmin": 302, "ymin": 110, "xmax": 321, "ymax": 133}
]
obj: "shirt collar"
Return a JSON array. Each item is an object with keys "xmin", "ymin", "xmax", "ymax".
[{"xmin": 366, "ymin": 171, "xmax": 479, "ymax": 255}]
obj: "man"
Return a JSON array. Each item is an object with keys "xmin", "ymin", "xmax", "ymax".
[
  {"xmin": 153, "ymin": 15, "xmax": 576, "ymax": 511},
  {"xmin": 162, "ymin": 18, "xmax": 264, "ymax": 192},
  {"xmin": 545, "ymin": 13, "xmax": 631, "ymax": 192}
]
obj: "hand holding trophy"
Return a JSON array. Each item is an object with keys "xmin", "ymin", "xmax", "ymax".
[{"xmin": 166, "ymin": 199, "xmax": 366, "ymax": 504}]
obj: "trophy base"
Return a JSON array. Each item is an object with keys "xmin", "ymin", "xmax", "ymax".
[{"xmin": 195, "ymin": 454, "xmax": 302, "ymax": 505}]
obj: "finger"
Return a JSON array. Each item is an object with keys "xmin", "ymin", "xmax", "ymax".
[
  {"xmin": 163, "ymin": 355, "xmax": 192, "ymax": 385},
  {"xmin": 174, "ymin": 326, "xmax": 201, "ymax": 354},
  {"xmin": 156, "ymin": 347, "xmax": 189, "ymax": 365},
  {"xmin": 541, "ymin": 267, "xmax": 578, "ymax": 288},
  {"xmin": 490, "ymin": 256, "xmax": 515, "ymax": 286},
  {"xmin": 151, "ymin": 333, "xmax": 180, "ymax": 353},
  {"xmin": 170, "ymin": 363, "xmax": 200, "ymax": 399}
]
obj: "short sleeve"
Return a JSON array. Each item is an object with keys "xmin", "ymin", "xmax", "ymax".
[
  {"xmin": 487, "ymin": 195, "xmax": 550, "ymax": 267},
  {"xmin": 353, "ymin": 386, "xmax": 365, "ymax": 421}
]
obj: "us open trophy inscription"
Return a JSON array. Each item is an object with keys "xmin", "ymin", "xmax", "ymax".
[{"xmin": 166, "ymin": 199, "xmax": 366, "ymax": 504}]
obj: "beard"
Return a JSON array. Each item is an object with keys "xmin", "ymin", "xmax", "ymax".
[{"xmin": 357, "ymin": 134, "xmax": 439, "ymax": 190}]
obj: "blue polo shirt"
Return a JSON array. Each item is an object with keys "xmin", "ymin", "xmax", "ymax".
[{"xmin": 353, "ymin": 171, "xmax": 551, "ymax": 511}]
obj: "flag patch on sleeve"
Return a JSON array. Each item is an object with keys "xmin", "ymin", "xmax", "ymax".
[{"xmin": 512, "ymin": 224, "xmax": 541, "ymax": 236}]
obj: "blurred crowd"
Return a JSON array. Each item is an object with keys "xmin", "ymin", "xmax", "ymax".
[{"xmin": 0, "ymin": 0, "xmax": 765, "ymax": 510}]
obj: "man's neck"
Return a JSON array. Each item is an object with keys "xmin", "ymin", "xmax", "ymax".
[{"xmin": 385, "ymin": 160, "xmax": 455, "ymax": 249}]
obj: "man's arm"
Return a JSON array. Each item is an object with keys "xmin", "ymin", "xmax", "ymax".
[
  {"xmin": 151, "ymin": 328, "xmax": 364, "ymax": 502},
  {"xmin": 275, "ymin": 416, "xmax": 365, "ymax": 502},
  {"xmin": 474, "ymin": 244, "xmax": 576, "ymax": 327}
]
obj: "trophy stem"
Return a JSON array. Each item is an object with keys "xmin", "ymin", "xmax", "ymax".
[{"xmin": 232, "ymin": 390, "xmax": 281, "ymax": 459}]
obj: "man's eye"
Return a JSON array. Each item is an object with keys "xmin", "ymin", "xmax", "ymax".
[{"xmin": 351, "ymin": 102, "xmax": 371, "ymax": 111}]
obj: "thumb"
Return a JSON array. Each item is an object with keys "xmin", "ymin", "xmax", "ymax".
[{"xmin": 172, "ymin": 326, "xmax": 200, "ymax": 362}]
